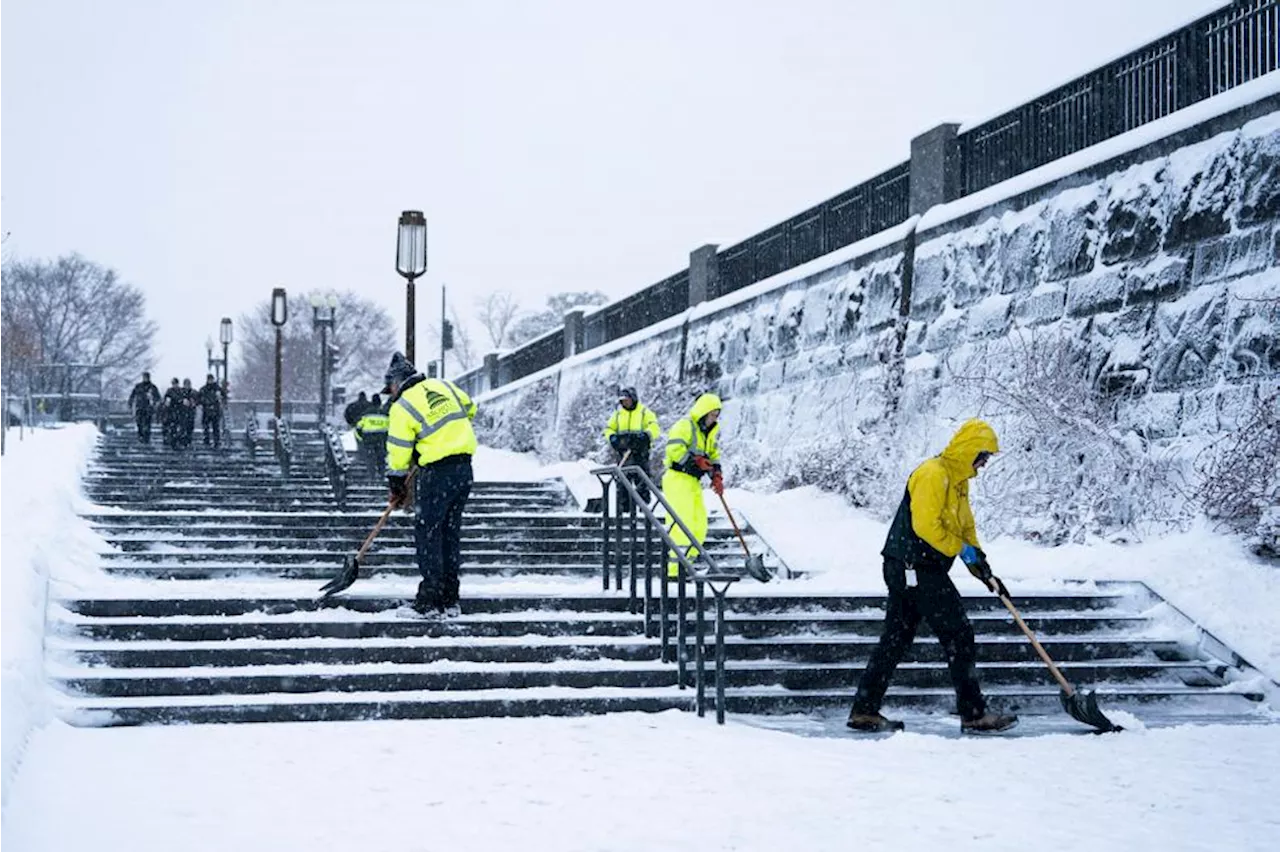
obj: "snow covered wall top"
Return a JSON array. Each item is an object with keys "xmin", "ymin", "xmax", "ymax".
[{"xmin": 473, "ymin": 86, "xmax": 1280, "ymax": 540}]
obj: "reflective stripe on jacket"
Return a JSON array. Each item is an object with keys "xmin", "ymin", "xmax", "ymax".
[
  {"xmin": 386, "ymin": 377, "xmax": 477, "ymax": 473},
  {"xmin": 355, "ymin": 412, "xmax": 390, "ymax": 439},
  {"xmin": 664, "ymin": 393, "xmax": 721, "ymax": 473},
  {"xmin": 603, "ymin": 404, "xmax": 660, "ymax": 443}
]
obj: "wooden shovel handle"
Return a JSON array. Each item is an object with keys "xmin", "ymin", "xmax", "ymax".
[
  {"xmin": 359, "ymin": 467, "xmax": 417, "ymax": 560},
  {"xmin": 716, "ymin": 491, "xmax": 753, "ymax": 559},
  {"xmin": 997, "ymin": 592, "xmax": 1075, "ymax": 696}
]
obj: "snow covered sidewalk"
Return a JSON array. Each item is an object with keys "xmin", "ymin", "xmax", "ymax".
[{"xmin": 5, "ymin": 710, "xmax": 1280, "ymax": 851}]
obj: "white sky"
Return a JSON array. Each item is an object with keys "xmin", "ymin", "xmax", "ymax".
[{"xmin": 2, "ymin": 0, "xmax": 1223, "ymax": 380}]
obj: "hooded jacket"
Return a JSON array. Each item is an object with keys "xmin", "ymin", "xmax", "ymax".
[
  {"xmin": 881, "ymin": 419, "xmax": 999, "ymax": 570},
  {"xmin": 664, "ymin": 393, "xmax": 722, "ymax": 477}
]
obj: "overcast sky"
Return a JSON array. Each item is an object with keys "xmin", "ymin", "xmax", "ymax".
[{"xmin": 3, "ymin": 0, "xmax": 1223, "ymax": 380}]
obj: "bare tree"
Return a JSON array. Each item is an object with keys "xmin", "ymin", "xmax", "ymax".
[
  {"xmin": 508, "ymin": 290, "xmax": 609, "ymax": 346},
  {"xmin": 1, "ymin": 254, "xmax": 156, "ymax": 399},
  {"xmin": 475, "ymin": 291, "xmax": 522, "ymax": 350},
  {"xmin": 232, "ymin": 290, "xmax": 398, "ymax": 402}
]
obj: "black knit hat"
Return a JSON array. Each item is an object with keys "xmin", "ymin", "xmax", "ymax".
[
  {"xmin": 619, "ymin": 386, "xmax": 638, "ymax": 402},
  {"xmin": 382, "ymin": 352, "xmax": 418, "ymax": 393}
]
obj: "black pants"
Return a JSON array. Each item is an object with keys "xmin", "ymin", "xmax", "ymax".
[
  {"xmin": 361, "ymin": 434, "xmax": 387, "ymax": 480},
  {"xmin": 413, "ymin": 457, "xmax": 474, "ymax": 611},
  {"xmin": 203, "ymin": 411, "xmax": 222, "ymax": 447},
  {"xmin": 617, "ymin": 450, "xmax": 651, "ymax": 513},
  {"xmin": 135, "ymin": 409, "xmax": 153, "ymax": 442},
  {"xmin": 851, "ymin": 557, "xmax": 987, "ymax": 721}
]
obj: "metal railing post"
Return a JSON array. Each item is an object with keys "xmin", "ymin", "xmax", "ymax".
[
  {"xmin": 695, "ymin": 578, "xmax": 707, "ymax": 717},
  {"xmin": 643, "ymin": 511, "xmax": 655, "ymax": 638},
  {"xmin": 627, "ymin": 499, "xmax": 638, "ymax": 613},
  {"xmin": 600, "ymin": 478, "xmax": 612, "ymax": 591}
]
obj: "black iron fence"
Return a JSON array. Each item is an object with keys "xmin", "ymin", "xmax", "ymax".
[
  {"xmin": 958, "ymin": 0, "xmax": 1278, "ymax": 196},
  {"xmin": 454, "ymin": 1, "xmax": 1276, "ymax": 399}
]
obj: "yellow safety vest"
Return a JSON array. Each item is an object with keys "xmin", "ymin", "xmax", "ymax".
[{"xmin": 386, "ymin": 378, "xmax": 477, "ymax": 472}]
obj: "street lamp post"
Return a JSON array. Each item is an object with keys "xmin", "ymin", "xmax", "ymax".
[
  {"xmin": 271, "ymin": 288, "xmax": 288, "ymax": 421},
  {"xmin": 219, "ymin": 317, "xmax": 233, "ymax": 395},
  {"xmin": 310, "ymin": 294, "xmax": 338, "ymax": 423},
  {"xmin": 395, "ymin": 211, "xmax": 427, "ymax": 363},
  {"xmin": 440, "ymin": 282, "xmax": 447, "ymax": 380}
]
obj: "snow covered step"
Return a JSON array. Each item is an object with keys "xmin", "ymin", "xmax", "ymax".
[
  {"xmin": 93, "ymin": 561, "xmax": 606, "ymax": 580},
  {"xmin": 49, "ymin": 658, "xmax": 1227, "ymax": 700}
]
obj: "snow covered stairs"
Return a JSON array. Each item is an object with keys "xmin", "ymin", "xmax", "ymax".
[
  {"xmin": 54, "ymin": 431, "xmax": 1272, "ymax": 727},
  {"xmin": 49, "ymin": 583, "xmax": 1270, "ymax": 726}
]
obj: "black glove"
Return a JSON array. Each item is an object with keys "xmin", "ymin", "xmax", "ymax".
[
  {"xmin": 609, "ymin": 435, "xmax": 622, "ymax": 452},
  {"xmin": 387, "ymin": 475, "xmax": 408, "ymax": 508},
  {"xmin": 964, "ymin": 549, "xmax": 1008, "ymax": 597}
]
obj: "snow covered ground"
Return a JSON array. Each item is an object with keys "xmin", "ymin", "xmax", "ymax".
[{"xmin": 4, "ymin": 425, "xmax": 1280, "ymax": 851}]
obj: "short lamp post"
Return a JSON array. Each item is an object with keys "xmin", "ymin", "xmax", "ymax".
[
  {"xmin": 310, "ymin": 294, "xmax": 338, "ymax": 423},
  {"xmin": 271, "ymin": 287, "xmax": 288, "ymax": 421},
  {"xmin": 396, "ymin": 211, "xmax": 427, "ymax": 363},
  {"xmin": 219, "ymin": 317, "xmax": 233, "ymax": 397}
]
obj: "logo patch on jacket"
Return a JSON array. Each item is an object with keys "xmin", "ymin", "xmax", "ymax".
[{"xmin": 425, "ymin": 389, "xmax": 452, "ymax": 413}]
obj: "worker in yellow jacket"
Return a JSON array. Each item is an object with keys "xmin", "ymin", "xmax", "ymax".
[
  {"xmin": 603, "ymin": 386, "xmax": 660, "ymax": 510},
  {"xmin": 847, "ymin": 419, "xmax": 1017, "ymax": 735},
  {"xmin": 383, "ymin": 352, "xmax": 478, "ymax": 619},
  {"xmin": 661, "ymin": 393, "xmax": 723, "ymax": 579},
  {"xmin": 354, "ymin": 393, "xmax": 390, "ymax": 480}
]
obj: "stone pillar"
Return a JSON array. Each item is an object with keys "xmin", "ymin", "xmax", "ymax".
[
  {"xmin": 909, "ymin": 123, "xmax": 960, "ymax": 215},
  {"xmin": 689, "ymin": 244, "xmax": 720, "ymax": 306},
  {"xmin": 563, "ymin": 309, "xmax": 585, "ymax": 357},
  {"xmin": 483, "ymin": 352, "xmax": 500, "ymax": 392}
]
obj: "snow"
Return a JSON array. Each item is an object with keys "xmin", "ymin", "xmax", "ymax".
[
  {"xmin": 6, "ymin": 424, "xmax": 1280, "ymax": 850},
  {"xmin": 5, "ymin": 713, "xmax": 1280, "ymax": 851}
]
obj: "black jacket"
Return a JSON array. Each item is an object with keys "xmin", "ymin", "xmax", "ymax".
[
  {"xmin": 129, "ymin": 381, "xmax": 160, "ymax": 412},
  {"xmin": 196, "ymin": 382, "xmax": 223, "ymax": 413}
]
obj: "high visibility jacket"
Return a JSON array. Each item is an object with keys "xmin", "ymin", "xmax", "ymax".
[
  {"xmin": 386, "ymin": 376, "xmax": 477, "ymax": 474},
  {"xmin": 664, "ymin": 393, "xmax": 721, "ymax": 476},
  {"xmin": 603, "ymin": 403, "xmax": 659, "ymax": 448},
  {"xmin": 356, "ymin": 409, "xmax": 390, "ymax": 440},
  {"xmin": 882, "ymin": 419, "xmax": 999, "ymax": 571}
]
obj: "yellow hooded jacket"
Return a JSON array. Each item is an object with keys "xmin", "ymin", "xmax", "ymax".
[
  {"xmin": 881, "ymin": 419, "xmax": 999, "ymax": 570},
  {"xmin": 664, "ymin": 393, "xmax": 722, "ymax": 477}
]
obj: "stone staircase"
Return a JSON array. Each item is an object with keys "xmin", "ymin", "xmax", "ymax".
[{"xmin": 50, "ymin": 430, "xmax": 1275, "ymax": 728}]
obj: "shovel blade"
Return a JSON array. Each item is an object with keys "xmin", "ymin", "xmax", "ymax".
[
  {"xmin": 318, "ymin": 555, "xmax": 360, "ymax": 600},
  {"xmin": 743, "ymin": 554, "xmax": 773, "ymax": 583},
  {"xmin": 1060, "ymin": 688, "xmax": 1123, "ymax": 733}
]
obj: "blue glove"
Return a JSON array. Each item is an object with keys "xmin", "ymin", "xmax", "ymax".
[{"xmin": 960, "ymin": 544, "xmax": 981, "ymax": 566}]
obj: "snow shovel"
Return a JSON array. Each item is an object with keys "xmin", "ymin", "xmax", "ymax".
[
  {"xmin": 318, "ymin": 469, "xmax": 415, "ymax": 601},
  {"xmin": 996, "ymin": 588, "xmax": 1123, "ymax": 733},
  {"xmin": 716, "ymin": 491, "xmax": 772, "ymax": 583}
]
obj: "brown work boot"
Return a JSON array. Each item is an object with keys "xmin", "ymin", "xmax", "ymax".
[
  {"xmin": 961, "ymin": 712, "xmax": 1019, "ymax": 734},
  {"xmin": 846, "ymin": 712, "xmax": 905, "ymax": 733}
]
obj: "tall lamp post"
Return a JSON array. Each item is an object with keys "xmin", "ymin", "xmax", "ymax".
[
  {"xmin": 395, "ymin": 211, "xmax": 427, "ymax": 363},
  {"xmin": 219, "ymin": 317, "xmax": 233, "ymax": 395},
  {"xmin": 271, "ymin": 288, "xmax": 288, "ymax": 421},
  {"xmin": 310, "ymin": 294, "xmax": 338, "ymax": 423}
]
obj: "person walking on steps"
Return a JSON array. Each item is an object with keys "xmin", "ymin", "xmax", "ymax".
[
  {"xmin": 127, "ymin": 372, "xmax": 161, "ymax": 443},
  {"xmin": 383, "ymin": 352, "xmax": 478, "ymax": 619},
  {"xmin": 846, "ymin": 419, "xmax": 1017, "ymax": 735},
  {"xmin": 197, "ymin": 374, "xmax": 224, "ymax": 448},
  {"xmin": 356, "ymin": 393, "xmax": 390, "ymax": 480},
  {"xmin": 161, "ymin": 378, "xmax": 183, "ymax": 449},
  {"xmin": 661, "ymin": 393, "xmax": 724, "ymax": 580},
  {"xmin": 603, "ymin": 386, "xmax": 660, "ymax": 511},
  {"xmin": 344, "ymin": 391, "xmax": 369, "ymax": 428}
]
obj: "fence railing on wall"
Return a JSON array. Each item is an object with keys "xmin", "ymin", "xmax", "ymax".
[
  {"xmin": 957, "ymin": 0, "xmax": 1278, "ymax": 196},
  {"xmin": 468, "ymin": 0, "xmax": 1275, "ymax": 397}
]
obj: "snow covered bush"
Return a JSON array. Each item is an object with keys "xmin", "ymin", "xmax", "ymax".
[
  {"xmin": 1194, "ymin": 387, "xmax": 1280, "ymax": 555},
  {"xmin": 946, "ymin": 330, "xmax": 1189, "ymax": 544}
]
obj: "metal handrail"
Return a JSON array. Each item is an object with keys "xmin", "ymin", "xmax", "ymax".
[
  {"xmin": 273, "ymin": 417, "xmax": 292, "ymax": 476},
  {"xmin": 319, "ymin": 423, "xmax": 349, "ymax": 510},
  {"xmin": 245, "ymin": 411, "xmax": 260, "ymax": 461},
  {"xmin": 590, "ymin": 461, "xmax": 740, "ymax": 723}
]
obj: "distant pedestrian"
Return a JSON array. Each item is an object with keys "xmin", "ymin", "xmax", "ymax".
[
  {"xmin": 178, "ymin": 378, "xmax": 198, "ymax": 448},
  {"xmin": 603, "ymin": 386, "xmax": 660, "ymax": 511},
  {"xmin": 127, "ymin": 371, "xmax": 161, "ymax": 443},
  {"xmin": 161, "ymin": 378, "xmax": 183, "ymax": 448},
  {"xmin": 344, "ymin": 391, "xmax": 369, "ymax": 428},
  {"xmin": 846, "ymin": 419, "xmax": 1017, "ymax": 735},
  {"xmin": 197, "ymin": 374, "xmax": 223, "ymax": 448},
  {"xmin": 383, "ymin": 352, "xmax": 477, "ymax": 619}
]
